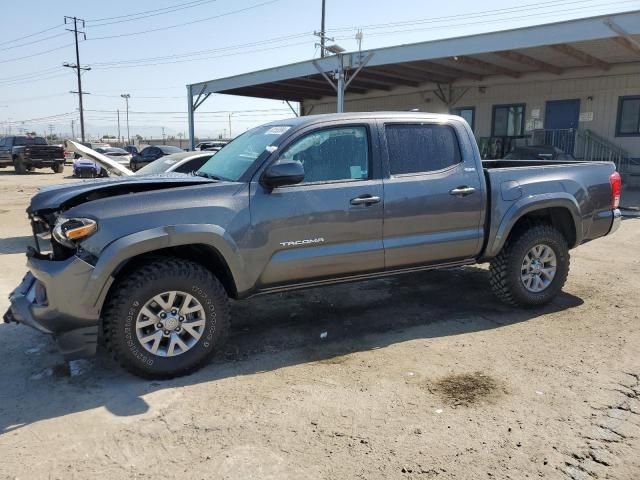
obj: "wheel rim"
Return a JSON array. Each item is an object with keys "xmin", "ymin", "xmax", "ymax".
[
  {"xmin": 135, "ymin": 290, "xmax": 206, "ymax": 357},
  {"xmin": 521, "ymin": 244, "xmax": 557, "ymax": 293}
]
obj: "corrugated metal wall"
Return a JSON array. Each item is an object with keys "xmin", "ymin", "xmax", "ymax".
[{"xmin": 304, "ymin": 68, "xmax": 640, "ymax": 156}]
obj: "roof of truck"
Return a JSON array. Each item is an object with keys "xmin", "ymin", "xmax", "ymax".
[{"xmin": 263, "ymin": 111, "xmax": 459, "ymax": 128}]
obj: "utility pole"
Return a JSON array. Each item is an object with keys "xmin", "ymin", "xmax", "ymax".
[
  {"xmin": 63, "ymin": 16, "xmax": 89, "ymax": 142},
  {"xmin": 121, "ymin": 94, "xmax": 130, "ymax": 144},
  {"xmin": 228, "ymin": 112, "xmax": 233, "ymax": 138},
  {"xmin": 71, "ymin": 119, "xmax": 75, "ymax": 139},
  {"xmin": 48, "ymin": 124, "xmax": 54, "ymax": 140},
  {"xmin": 320, "ymin": 0, "xmax": 326, "ymax": 57},
  {"xmin": 117, "ymin": 109, "xmax": 121, "ymax": 143}
]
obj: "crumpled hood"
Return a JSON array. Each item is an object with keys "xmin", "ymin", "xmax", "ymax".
[{"xmin": 29, "ymin": 173, "xmax": 215, "ymax": 212}]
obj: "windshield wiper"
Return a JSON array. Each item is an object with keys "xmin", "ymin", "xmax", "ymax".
[{"xmin": 193, "ymin": 171, "xmax": 222, "ymax": 181}]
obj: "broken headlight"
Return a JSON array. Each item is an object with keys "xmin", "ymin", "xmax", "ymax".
[{"xmin": 52, "ymin": 217, "xmax": 98, "ymax": 248}]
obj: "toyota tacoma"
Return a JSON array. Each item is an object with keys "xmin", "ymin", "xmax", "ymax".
[{"xmin": 4, "ymin": 113, "xmax": 622, "ymax": 378}]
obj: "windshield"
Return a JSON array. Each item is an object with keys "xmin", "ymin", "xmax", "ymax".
[
  {"xmin": 14, "ymin": 136, "xmax": 47, "ymax": 146},
  {"xmin": 105, "ymin": 147, "xmax": 128, "ymax": 154},
  {"xmin": 160, "ymin": 146, "xmax": 183, "ymax": 154},
  {"xmin": 197, "ymin": 125, "xmax": 290, "ymax": 181}
]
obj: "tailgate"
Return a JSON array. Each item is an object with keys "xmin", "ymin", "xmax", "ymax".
[{"xmin": 25, "ymin": 145, "xmax": 63, "ymax": 160}]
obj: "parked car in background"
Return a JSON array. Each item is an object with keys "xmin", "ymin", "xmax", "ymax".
[
  {"xmin": 129, "ymin": 145, "xmax": 184, "ymax": 171},
  {"xmin": 124, "ymin": 145, "xmax": 139, "ymax": 156},
  {"xmin": 504, "ymin": 145, "xmax": 575, "ymax": 160},
  {"xmin": 94, "ymin": 147, "xmax": 132, "ymax": 166},
  {"xmin": 136, "ymin": 151, "xmax": 215, "ymax": 175},
  {"xmin": 0, "ymin": 136, "xmax": 65, "ymax": 174},
  {"xmin": 73, "ymin": 158, "xmax": 107, "ymax": 178}
]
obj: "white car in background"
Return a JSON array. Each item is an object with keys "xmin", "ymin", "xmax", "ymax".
[
  {"xmin": 64, "ymin": 140, "xmax": 216, "ymax": 177},
  {"xmin": 94, "ymin": 147, "xmax": 132, "ymax": 166},
  {"xmin": 135, "ymin": 151, "xmax": 215, "ymax": 175}
]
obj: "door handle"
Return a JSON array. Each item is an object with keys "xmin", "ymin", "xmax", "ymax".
[
  {"xmin": 350, "ymin": 195, "xmax": 381, "ymax": 206},
  {"xmin": 449, "ymin": 186, "xmax": 476, "ymax": 197}
]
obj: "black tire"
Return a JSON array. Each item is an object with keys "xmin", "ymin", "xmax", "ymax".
[
  {"xmin": 102, "ymin": 257, "xmax": 230, "ymax": 379},
  {"xmin": 489, "ymin": 224, "xmax": 570, "ymax": 307},
  {"xmin": 13, "ymin": 157, "xmax": 27, "ymax": 175},
  {"xmin": 52, "ymin": 162, "xmax": 64, "ymax": 174}
]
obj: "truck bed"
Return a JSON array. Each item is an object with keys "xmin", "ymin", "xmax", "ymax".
[{"xmin": 480, "ymin": 159, "xmax": 617, "ymax": 258}]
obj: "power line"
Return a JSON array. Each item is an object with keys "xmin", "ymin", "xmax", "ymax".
[
  {"xmin": 0, "ymin": 72, "xmax": 71, "ymax": 87},
  {"xmin": 332, "ymin": 1, "xmax": 638, "ymax": 41},
  {"xmin": 0, "ymin": 67, "xmax": 60, "ymax": 82},
  {"xmin": 88, "ymin": 0, "xmax": 220, "ymax": 27},
  {"xmin": 92, "ymin": 39, "xmax": 311, "ymax": 70},
  {"xmin": 88, "ymin": 0, "xmax": 280, "ymax": 41},
  {"xmin": 86, "ymin": 0, "xmax": 218, "ymax": 23},
  {"xmin": 326, "ymin": 0, "xmax": 591, "ymax": 33},
  {"xmin": 0, "ymin": 24, "xmax": 62, "ymax": 47},
  {"xmin": 0, "ymin": 32, "xmax": 67, "ymax": 53},
  {"xmin": 0, "ymin": 43, "xmax": 74, "ymax": 65},
  {"xmin": 90, "ymin": 31, "xmax": 313, "ymax": 66}
]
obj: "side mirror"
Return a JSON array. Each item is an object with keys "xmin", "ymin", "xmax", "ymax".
[{"xmin": 261, "ymin": 161, "xmax": 305, "ymax": 189}]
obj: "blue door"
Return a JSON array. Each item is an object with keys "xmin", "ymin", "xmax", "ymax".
[{"xmin": 544, "ymin": 99, "xmax": 580, "ymax": 154}]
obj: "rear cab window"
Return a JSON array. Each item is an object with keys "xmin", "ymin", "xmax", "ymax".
[{"xmin": 384, "ymin": 123, "xmax": 462, "ymax": 175}]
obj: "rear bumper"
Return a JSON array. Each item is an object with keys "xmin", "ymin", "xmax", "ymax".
[
  {"xmin": 4, "ymin": 255, "xmax": 101, "ymax": 360},
  {"xmin": 27, "ymin": 158, "xmax": 65, "ymax": 168},
  {"xmin": 609, "ymin": 208, "xmax": 622, "ymax": 235}
]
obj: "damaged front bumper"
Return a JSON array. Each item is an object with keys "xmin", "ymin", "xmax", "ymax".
[{"xmin": 4, "ymin": 255, "xmax": 102, "ymax": 360}]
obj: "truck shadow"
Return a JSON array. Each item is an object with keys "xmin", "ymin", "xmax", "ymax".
[
  {"xmin": 0, "ymin": 266, "xmax": 583, "ymax": 432},
  {"xmin": 0, "ymin": 235, "xmax": 34, "ymax": 255}
]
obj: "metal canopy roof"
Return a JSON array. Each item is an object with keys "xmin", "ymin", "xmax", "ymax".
[{"xmin": 188, "ymin": 10, "xmax": 640, "ymax": 103}]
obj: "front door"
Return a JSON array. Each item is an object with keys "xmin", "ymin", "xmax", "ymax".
[
  {"xmin": 381, "ymin": 121, "xmax": 485, "ymax": 268},
  {"xmin": 249, "ymin": 124, "xmax": 385, "ymax": 289},
  {"xmin": 544, "ymin": 99, "xmax": 580, "ymax": 154}
]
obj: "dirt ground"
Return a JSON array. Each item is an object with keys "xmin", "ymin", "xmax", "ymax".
[{"xmin": 0, "ymin": 168, "xmax": 639, "ymax": 480}]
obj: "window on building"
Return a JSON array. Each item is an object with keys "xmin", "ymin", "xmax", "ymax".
[
  {"xmin": 492, "ymin": 104, "xmax": 525, "ymax": 137},
  {"xmin": 385, "ymin": 124, "xmax": 462, "ymax": 175},
  {"xmin": 451, "ymin": 106, "xmax": 475, "ymax": 131},
  {"xmin": 279, "ymin": 126, "xmax": 370, "ymax": 183},
  {"xmin": 616, "ymin": 96, "xmax": 640, "ymax": 136}
]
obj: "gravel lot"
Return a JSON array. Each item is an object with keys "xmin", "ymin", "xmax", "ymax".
[{"xmin": 0, "ymin": 169, "xmax": 639, "ymax": 480}]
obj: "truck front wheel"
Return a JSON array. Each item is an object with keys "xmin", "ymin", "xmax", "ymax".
[
  {"xmin": 52, "ymin": 162, "xmax": 64, "ymax": 174},
  {"xmin": 13, "ymin": 157, "xmax": 27, "ymax": 174},
  {"xmin": 489, "ymin": 225, "xmax": 570, "ymax": 307},
  {"xmin": 102, "ymin": 257, "xmax": 230, "ymax": 379}
]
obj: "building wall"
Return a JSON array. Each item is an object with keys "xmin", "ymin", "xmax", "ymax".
[{"xmin": 302, "ymin": 64, "xmax": 640, "ymax": 157}]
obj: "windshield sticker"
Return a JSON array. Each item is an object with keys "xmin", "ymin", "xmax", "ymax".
[
  {"xmin": 265, "ymin": 145, "xmax": 278, "ymax": 153},
  {"xmin": 264, "ymin": 126, "xmax": 290, "ymax": 135}
]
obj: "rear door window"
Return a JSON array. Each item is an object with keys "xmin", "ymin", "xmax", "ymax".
[{"xmin": 385, "ymin": 124, "xmax": 461, "ymax": 175}]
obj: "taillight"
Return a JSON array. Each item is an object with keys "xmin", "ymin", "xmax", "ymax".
[{"xmin": 610, "ymin": 171, "xmax": 621, "ymax": 209}]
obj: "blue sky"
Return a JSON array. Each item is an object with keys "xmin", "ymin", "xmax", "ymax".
[{"xmin": 1, "ymin": 0, "xmax": 638, "ymax": 140}]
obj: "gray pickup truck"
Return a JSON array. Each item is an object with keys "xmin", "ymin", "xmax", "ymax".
[{"xmin": 4, "ymin": 112, "xmax": 622, "ymax": 378}]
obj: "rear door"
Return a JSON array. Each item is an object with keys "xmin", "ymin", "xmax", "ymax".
[
  {"xmin": 381, "ymin": 120, "xmax": 484, "ymax": 268},
  {"xmin": 249, "ymin": 123, "xmax": 385, "ymax": 288}
]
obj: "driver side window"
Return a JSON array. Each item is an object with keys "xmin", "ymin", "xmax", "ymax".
[{"xmin": 279, "ymin": 126, "xmax": 369, "ymax": 184}]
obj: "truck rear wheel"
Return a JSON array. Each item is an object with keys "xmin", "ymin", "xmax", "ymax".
[
  {"xmin": 102, "ymin": 257, "xmax": 230, "ymax": 379},
  {"xmin": 52, "ymin": 162, "xmax": 64, "ymax": 174},
  {"xmin": 489, "ymin": 225, "xmax": 570, "ymax": 307}
]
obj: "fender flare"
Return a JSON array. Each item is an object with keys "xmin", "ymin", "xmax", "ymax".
[
  {"xmin": 88, "ymin": 224, "xmax": 247, "ymax": 310},
  {"xmin": 485, "ymin": 193, "xmax": 582, "ymax": 258}
]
